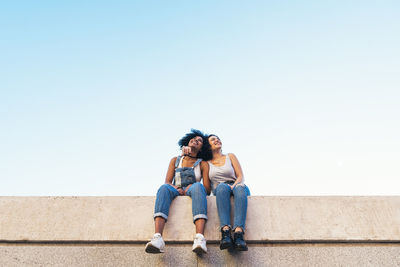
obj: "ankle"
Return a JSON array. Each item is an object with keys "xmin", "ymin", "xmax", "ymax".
[
  {"xmin": 234, "ymin": 227, "xmax": 243, "ymax": 233},
  {"xmin": 222, "ymin": 225, "xmax": 231, "ymax": 231}
]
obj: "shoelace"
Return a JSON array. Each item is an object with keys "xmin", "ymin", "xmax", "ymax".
[
  {"xmin": 195, "ymin": 236, "xmax": 206, "ymax": 243},
  {"xmin": 152, "ymin": 236, "xmax": 161, "ymax": 242}
]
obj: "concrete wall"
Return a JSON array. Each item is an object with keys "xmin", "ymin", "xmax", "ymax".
[
  {"xmin": 2, "ymin": 244, "xmax": 400, "ymax": 267},
  {"xmin": 1, "ymin": 196, "xmax": 400, "ymax": 266}
]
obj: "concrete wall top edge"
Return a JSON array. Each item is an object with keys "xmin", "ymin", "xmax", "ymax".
[{"xmin": 1, "ymin": 196, "xmax": 400, "ymax": 242}]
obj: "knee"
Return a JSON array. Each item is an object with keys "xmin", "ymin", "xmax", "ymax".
[
  {"xmin": 190, "ymin": 182, "xmax": 205, "ymax": 194},
  {"xmin": 233, "ymin": 185, "xmax": 248, "ymax": 197},
  {"xmin": 216, "ymin": 183, "xmax": 231, "ymax": 195},
  {"xmin": 157, "ymin": 184, "xmax": 170, "ymax": 195}
]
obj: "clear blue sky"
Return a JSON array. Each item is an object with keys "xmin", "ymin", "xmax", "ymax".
[{"xmin": 1, "ymin": 1, "xmax": 399, "ymax": 196}]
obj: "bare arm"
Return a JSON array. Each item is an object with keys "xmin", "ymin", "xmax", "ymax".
[
  {"xmin": 200, "ymin": 161, "xmax": 211, "ymax": 195},
  {"xmin": 164, "ymin": 157, "xmax": 177, "ymax": 184},
  {"xmin": 228, "ymin": 153, "xmax": 244, "ymax": 188},
  {"xmin": 165, "ymin": 157, "xmax": 184, "ymax": 195}
]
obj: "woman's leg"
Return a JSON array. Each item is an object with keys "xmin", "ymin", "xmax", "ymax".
[
  {"xmin": 186, "ymin": 182, "xmax": 208, "ymax": 254},
  {"xmin": 154, "ymin": 218, "xmax": 166, "ymax": 235},
  {"xmin": 232, "ymin": 185, "xmax": 250, "ymax": 251},
  {"xmin": 186, "ymin": 182, "xmax": 208, "ymax": 233},
  {"xmin": 215, "ymin": 183, "xmax": 232, "ymax": 229},
  {"xmin": 232, "ymin": 185, "xmax": 250, "ymax": 232},
  {"xmin": 146, "ymin": 184, "xmax": 179, "ymax": 253},
  {"xmin": 153, "ymin": 184, "xmax": 179, "ymax": 234},
  {"xmin": 215, "ymin": 183, "xmax": 234, "ymax": 250}
]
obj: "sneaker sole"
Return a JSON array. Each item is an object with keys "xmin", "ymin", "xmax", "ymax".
[
  {"xmin": 145, "ymin": 244, "xmax": 164, "ymax": 254},
  {"xmin": 192, "ymin": 246, "xmax": 207, "ymax": 254}
]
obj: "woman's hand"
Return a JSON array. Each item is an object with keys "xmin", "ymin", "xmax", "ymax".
[
  {"xmin": 169, "ymin": 183, "xmax": 185, "ymax": 195},
  {"xmin": 181, "ymin": 146, "xmax": 192, "ymax": 155},
  {"xmin": 177, "ymin": 187, "xmax": 184, "ymax": 195},
  {"xmin": 230, "ymin": 184, "xmax": 236, "ymax": 190},
  {"xmin": 183, "ymin": 184, "xmax": 192, "ymax": 195}
]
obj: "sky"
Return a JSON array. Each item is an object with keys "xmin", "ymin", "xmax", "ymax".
[{"xmin": 1, "ymin": 1, "xmax": 399, "ymax": 196}]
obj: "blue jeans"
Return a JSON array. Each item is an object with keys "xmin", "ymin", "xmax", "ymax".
[
  {"xmin": 154, "ymin": 182, "xmax": 208, "ymax": 222},
  {"xmin": 214, "ymin": 183, "xmax": 250, "ymax": 231}
]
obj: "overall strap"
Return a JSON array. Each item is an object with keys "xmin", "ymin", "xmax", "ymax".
[
  {"xmin": 193, "ymin": 158, "xmax": 203, "ymax": 168},
  {"xmin": 175, "ymin": 156, "xmax": 182, "ymax": 168}
]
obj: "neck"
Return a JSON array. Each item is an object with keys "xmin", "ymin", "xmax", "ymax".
[
  {"xmin": 187, "ymin": 148, "xmax": 199, "ymax": 158},
  {"xmin": 212, "ymin": 149, "xmax": 223, "ymax": 158}
]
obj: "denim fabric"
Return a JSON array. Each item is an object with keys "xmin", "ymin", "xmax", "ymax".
[
  {"xmin": 154, "ymin": 183, "xmax": 208, "ymax": 222},
  {"xmin": 153, "ymin": 184, "xmax": 179, "ymax": 221},
  {"xmin": 185, "ymin": 182, "xmax": 208, "ymax": 221},
  {"xmin": 173, "ymin": 157, "xmax": 202, "ymax": 188},
  {"xmin": 214, "ymin": 183, "xmax": 250, "ymax": 231}
]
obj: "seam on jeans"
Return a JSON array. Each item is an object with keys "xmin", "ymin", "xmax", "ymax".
[
  {"xmin": 154, "ymin": 212, "xmax": 168, "ymax": 221},
  {"xmin": 193, "ymin": 214, "xmax": 208, "ymax": 222}
]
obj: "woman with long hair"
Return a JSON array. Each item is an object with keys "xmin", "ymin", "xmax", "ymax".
[{"xmin": 207, "ymin": 134, "xmax": 250, "ymax": 251}]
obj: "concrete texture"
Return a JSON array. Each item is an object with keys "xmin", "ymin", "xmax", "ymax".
[
  {"xmin": 1, "ymin": 244, "xmax": 400, "ymax": 267},
  {"xmin": 1, "ymin": 196, "xmax": 400, "ymax": 242}
]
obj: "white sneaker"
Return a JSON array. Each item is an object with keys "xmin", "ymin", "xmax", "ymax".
[
  {"xmin": 192, "ymin": 233, "xmax": 207, "ymax": 254},
  {"xmin": 145, "ymin": 233, "xmax": 165, "ymax": 253}
]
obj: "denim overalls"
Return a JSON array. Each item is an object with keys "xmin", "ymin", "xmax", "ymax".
[
  {"xmin": 173, "ymin": 156, "xmax": 202, "ymax": 189},
  {"xmin": 153, "ymin": 156, "xmax": 208, "ymax": 223}
]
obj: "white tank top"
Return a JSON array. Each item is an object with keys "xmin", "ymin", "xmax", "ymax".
[{"xmin": 208, "ymin": 154, "xmax": 243, "ymax": 191}]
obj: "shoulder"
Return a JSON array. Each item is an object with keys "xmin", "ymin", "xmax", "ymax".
[
  {"xmin": 169, "ymin": 156, "xmax": 178, "ymax": 164},
  {"xmin": 200, "ymin": 160, "xmax": 209, "ymax": 173},
  {"xmin": 227, "ymin": 153, "xmax": 241, "ymax": 164},
  {"xmin": 227, "ymin": 153, "xmax": 237, "ymax": 160}
]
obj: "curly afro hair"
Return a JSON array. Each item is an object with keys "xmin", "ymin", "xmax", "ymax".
[{"xmin": 178, "ymin": 129, "xmax": 212, "ymax": 161}]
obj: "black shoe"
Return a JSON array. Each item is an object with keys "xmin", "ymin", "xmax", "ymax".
[
  {"xmin": 233, "ymin": 231, "xmax": 248, "ymax": 251},
  {"xmin": 220, "ymin": 228, "xmax": 233, "ymax": 250}
]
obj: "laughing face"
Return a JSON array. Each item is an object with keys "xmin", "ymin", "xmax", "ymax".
[
  {"xmin": 208, "ymin": 135, "xmax": 222, "ymax": 150},
  {"xmin": 188, "ymin": 136, "xmax": 204, "ymax": 151}
]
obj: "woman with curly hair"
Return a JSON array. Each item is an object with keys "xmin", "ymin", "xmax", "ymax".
[{"xmin": 145, "ymin": 129, "xmax": 212, "ymax": 255}]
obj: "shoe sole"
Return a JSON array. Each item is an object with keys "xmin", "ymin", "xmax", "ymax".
[
  {"xmin": 220, "ymin": 243, "xmax": 233, "ymax": 250},
  {"xmin": 145, "ymin": 244, "xmax": 164, "ymax": 253},
  {"xmin": 192, "ymin": 246, "xmax": 207, "ymax": 254},
  {"xmin": 235, "ymin": 246, "xmax": 248, "ymax": 251}
]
